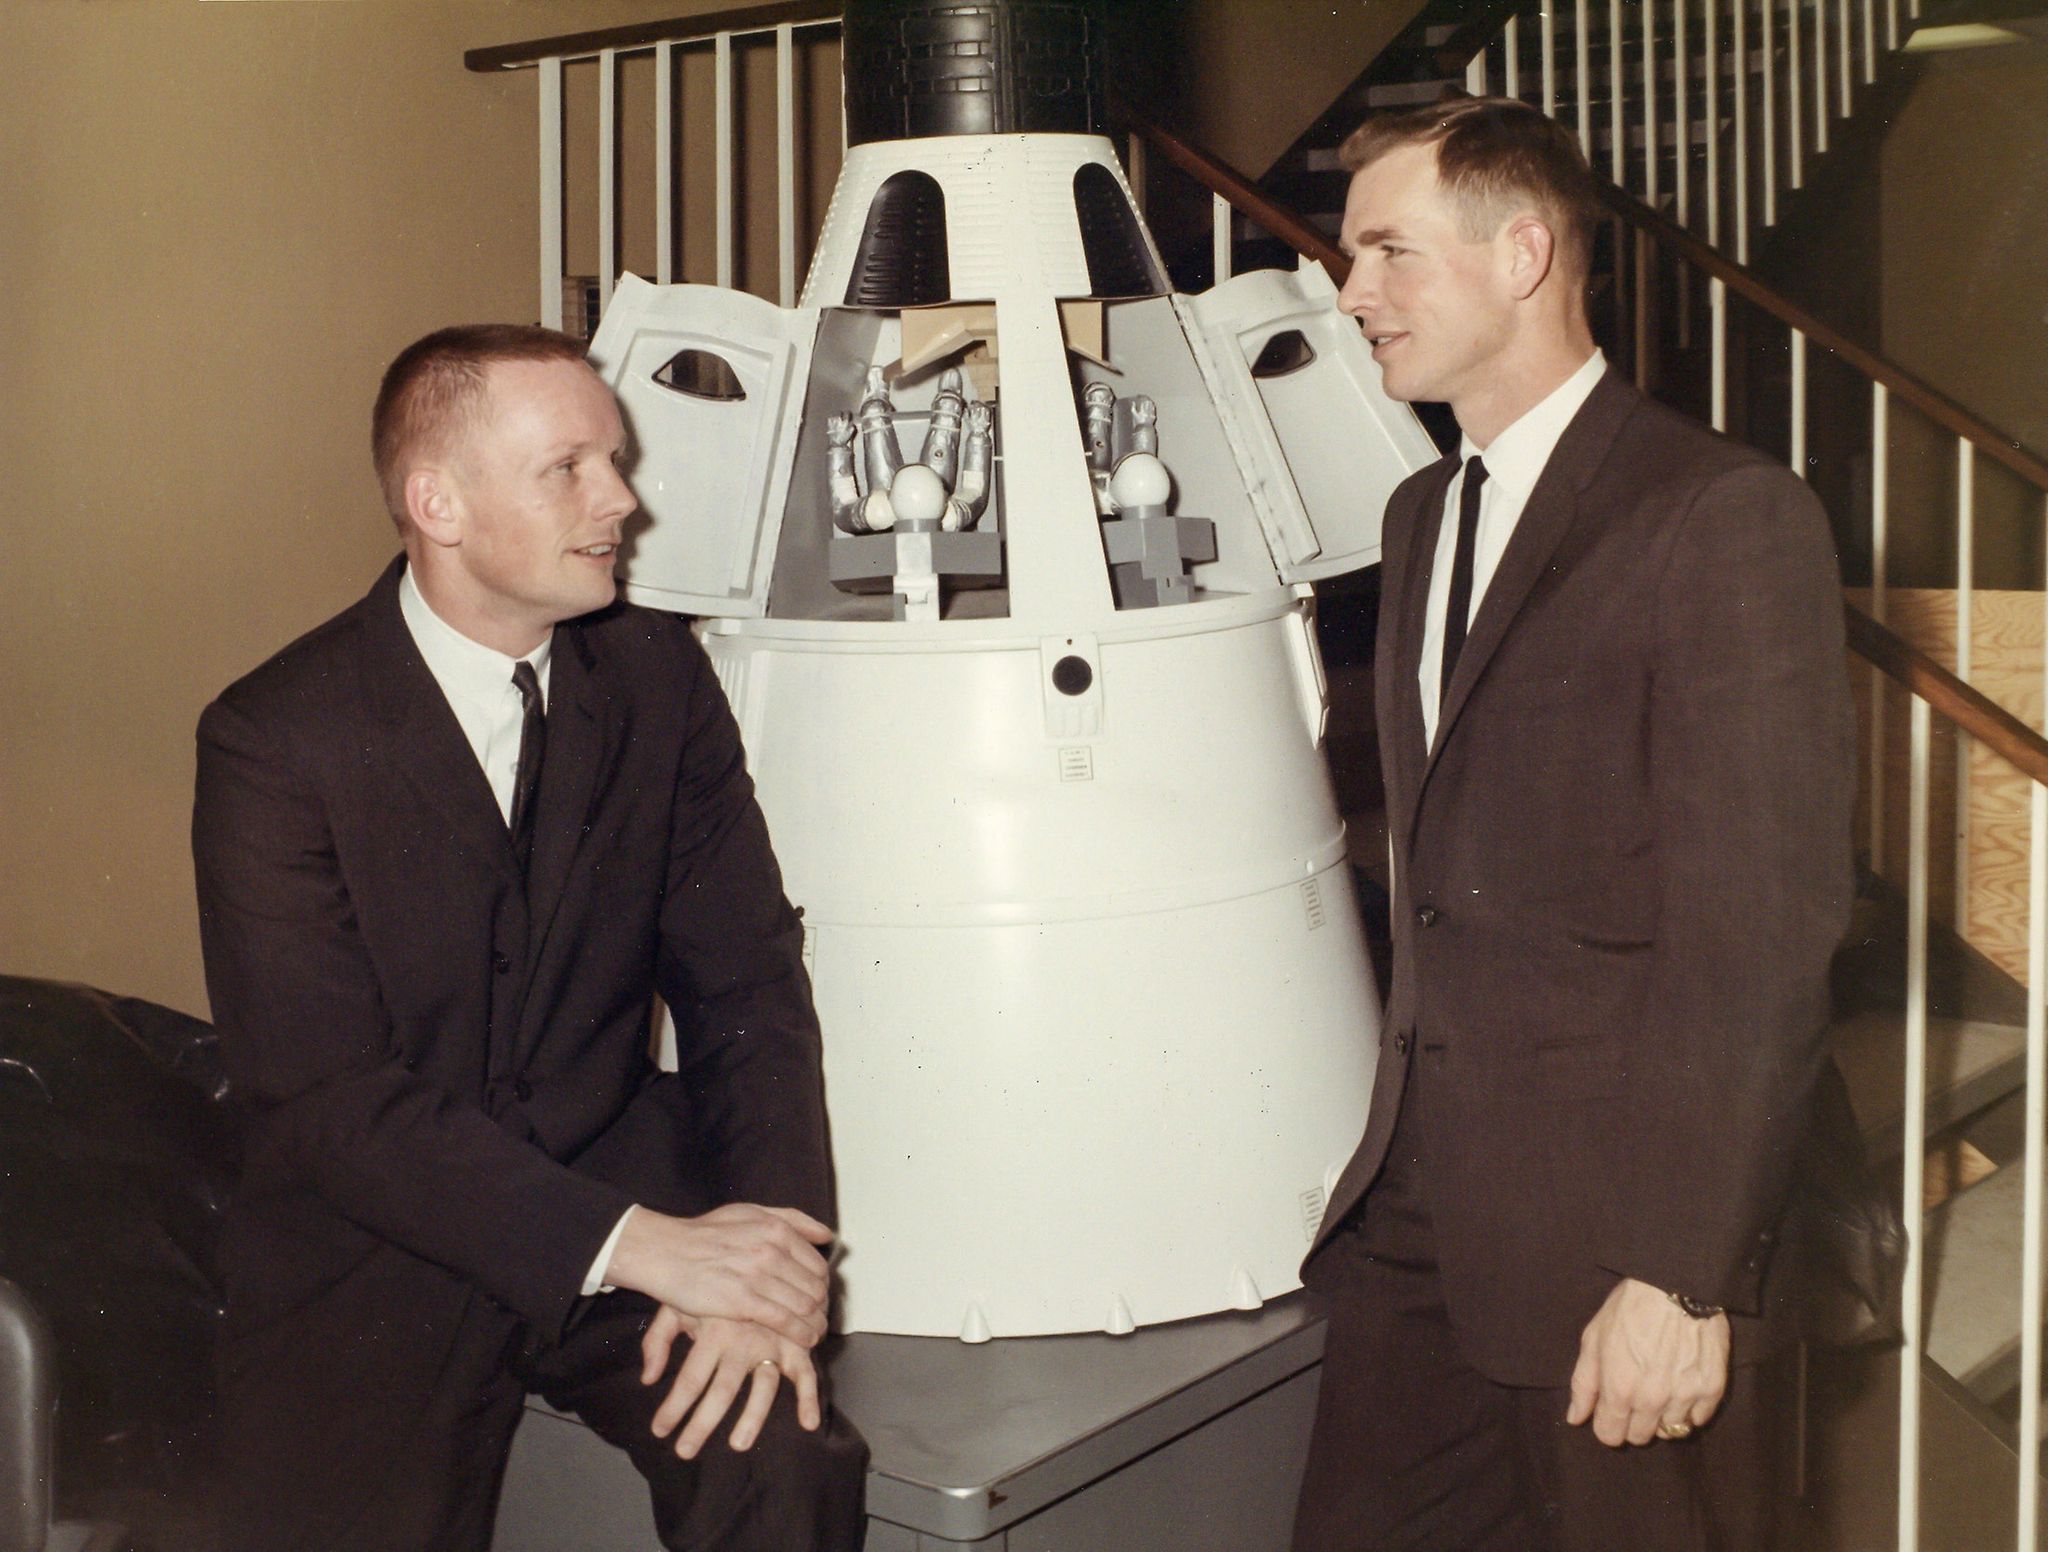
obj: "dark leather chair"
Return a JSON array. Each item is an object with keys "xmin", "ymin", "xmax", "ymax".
[{"xmin": 0, "ymin": 977, "xmax": 239, "ymax": 1551}]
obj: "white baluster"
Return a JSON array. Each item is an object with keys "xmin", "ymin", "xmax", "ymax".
[
  {"xmin": 777, "ymin": 24, "xmax": 798, "ymax": 307},
  {"xmin": 1816, "ymin": 0, "xmax": 1830, "ymax": 153},
  {"xmin": 1955, "ymin": 438, "xmax": 1973, "ymax": 938},
  {"xmin": 1761, "ymin": 0, "xmax": 1778, "ymax": 232},
  {"xmin": 2020, "ymin": 772, "xmax": 2048, "ymax": 1552},
  {"xmin": 1735, "ymin": 0, "xmax": 1751, "ymax": 260},
  {"xmin": 1897, "ymin": 693, "xmax": 1929, "ymax": 1552},
  {"xmin": 1675, "ymin": 0, "xmax": 1691, "ymax": 229},
  {"xmin": 655, "ymin": 41, "xmax": 675, "ymax": 284},
  {"xmin": 598, "ymin": 48, "xmax": 618, "ymax": 310},
  {"xmin": 1790, "ymin": 0, "xmax": 1806, "ymax": 188},
  {"xmin": 1543, "ymin": 0, "xmax": 1558, "ymax": 115},
  {"xmin": 1576, "ymin": 0, "xmax": 1594, "ymax": 155},
  {"xmin": 1790, "ymin": 326, "xmax": 1808, "ymax": 476},
  {"xmin": 1705, "ymin": 0, "xmax": 1721, "ymax": 249},
  {"xmin": 540, "ymin": 56, "xmax": 564, "ymax": 330},
  {"xmin": 1710, "ymin": 276, "xmax": 1727, "ymax": 429},
  {"xmin": 1643, "ymin": 0, "xmax": 1661, "ymax": 203},
  {"xmin": 1610, "ymin": 0, "xmax": 1625, "ymax": 183},
  {"xmin": 715, "ymin": 31, "xmax": 734, "ymax": 290}
]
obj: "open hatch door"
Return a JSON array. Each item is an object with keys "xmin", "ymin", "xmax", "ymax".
[
  {"xmin": 1177, "ymin": 264, "xmax": 1439, "ymax": 582},
  {"xmin": 589, "ymin": 274, "xmax": 817, "ymax": 617}
]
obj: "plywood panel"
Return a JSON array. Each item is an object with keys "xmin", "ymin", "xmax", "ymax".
[{"xmin": 1849, "ymin": 588, "xmax": 2047, "ymax": 987}]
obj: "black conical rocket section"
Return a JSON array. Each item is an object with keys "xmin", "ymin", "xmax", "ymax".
[{"xmin": 841, "ymin": 0, "xmax": 1109, "ymax": 146}]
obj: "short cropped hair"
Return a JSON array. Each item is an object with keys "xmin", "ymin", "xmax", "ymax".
[
  {"xmin": 1337, "ymin": 96, "xmax": 1603, "ymax": 281},
  {"xmin": 371, "ymin": 324, "xmax": 589, "ymax": 529}
]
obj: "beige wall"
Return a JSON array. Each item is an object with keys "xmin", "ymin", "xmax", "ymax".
[
  {"xmin": 0, "ymin": 0, "xmax": 1383, "ymax": 1018},
  {"xmin": 0, "ymin": 0, "xmax": 777, "ymax": 1015},
  {"xmin": 1879, "ymin": 43, "xmax": 2048, "ymax": 592},
  {"xmin": 1167, "ymin": 0, "xmax": 1418, "ymax": 175}
]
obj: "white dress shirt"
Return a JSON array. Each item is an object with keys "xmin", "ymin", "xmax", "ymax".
[
  {"xmin": 1418, "ymin": 349, "xmax": 1607, "ymax": 748},
  {"xmin": 398, "ymin": 565, "xmax": 633, "ymax": 1298}
]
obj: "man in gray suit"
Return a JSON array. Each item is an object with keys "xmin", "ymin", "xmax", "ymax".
[{"xmin": 1292, "ymin": 100, "xmax": 1855, "ymax": 1550}]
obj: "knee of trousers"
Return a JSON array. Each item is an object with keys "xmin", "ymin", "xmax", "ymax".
[{"xmin": 740, "ymin": 1393, "xmax": 869, "ymax": 1494}]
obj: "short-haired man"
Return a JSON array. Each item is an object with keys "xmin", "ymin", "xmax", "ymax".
[
  {"xmin": 194, "ymin": 325, "xmax": 867, "ymax": 1550},
  {"xmin": 1293, "ymin": 100, "xmax": 1855, "ymax": 1549}
]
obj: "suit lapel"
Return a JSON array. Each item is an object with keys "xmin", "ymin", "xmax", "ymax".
[
  {"xmin": 1420, "ymin": 370, "xmax": 1637, "ymax": 790},
  {"xmin": 1384, "ymin": 455, "xmax": 1457, "ymax": 866},
  {"xmin": 519, "ymin": 621, "xmax": 618, "ymax": 1018},
  {"xmin": 360, "ymin": 559, "xmax": 521, "ymax": 888}
]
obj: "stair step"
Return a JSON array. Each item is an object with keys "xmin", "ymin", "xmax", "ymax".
[
  {"xmin": 1362, "ymin": 79, "xmax": 1462, "ymax": 108},
  {"xmin": 1925, "ymin": 1158, "xmax": 2042, "ymax": 1400},
  {"xmin": 1830, "ymin": 1006, "xmax": 2029, "ymax": 1162}
]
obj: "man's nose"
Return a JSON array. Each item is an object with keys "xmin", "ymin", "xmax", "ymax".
[
  {"xmin": 1336, "ymin": 256, "xmax": 1375, "ymax": 318},
  {"xmin": 596, "ymin": 462, "xmax": 637, "ymax": 521}
]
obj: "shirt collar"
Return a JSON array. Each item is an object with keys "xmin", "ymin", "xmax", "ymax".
[
  {"xmin": 398, "ymin": 563, "xmax": 552, "ymax": 711},
  {"xmin": 1458, "ymin": 349, "xmax": 1607, "ymax": 506}
]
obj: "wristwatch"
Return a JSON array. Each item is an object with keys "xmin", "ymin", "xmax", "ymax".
[{"xmin": 1667, "ymin": 1288, "xmax": 1725, "ymax": 1320}]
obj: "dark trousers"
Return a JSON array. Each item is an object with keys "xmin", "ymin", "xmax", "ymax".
[
  {"xmin": 1292, "ymin": 1074, "xmax": 1789, "ymax": 1552},
  {"xmin": 221, "ymin": 1290, "xmax": 868, "ymax": 1552}
]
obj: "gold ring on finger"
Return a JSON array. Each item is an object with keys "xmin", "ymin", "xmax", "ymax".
[{"xmin": 1655, "ymin": 1420, "xmax": 1694, "ymax": 1441}]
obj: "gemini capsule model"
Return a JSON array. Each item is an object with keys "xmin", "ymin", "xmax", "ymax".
[{"xmin": 588, "ymin": 0, "xmax": 1438, "ymax": 1340}]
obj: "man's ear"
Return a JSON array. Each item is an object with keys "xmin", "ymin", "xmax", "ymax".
[
  {"xmin": 1503, "ymin": 213, "xmax": 1557, "ymax": 302},
  {"xmin": 404, "ymin": 466, "xmax": 462, "ymax": 550}
]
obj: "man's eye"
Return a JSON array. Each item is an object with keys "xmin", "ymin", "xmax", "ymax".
[{"xmin": 1381, "ymin": 244, "xmax": 1405, "ymax": 258}]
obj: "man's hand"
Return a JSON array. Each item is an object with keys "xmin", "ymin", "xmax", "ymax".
[
  {"xmin": 605, "ymin": 1203, "xmax": 834, "ymax": 1348},
  {"xmin": 642, "ymin": 1307, "xmax": 822, "ymax": 1459},
  {"xmin": 1566, "ymin": 1277, "xmax": 1729, "ymax": 1447}
]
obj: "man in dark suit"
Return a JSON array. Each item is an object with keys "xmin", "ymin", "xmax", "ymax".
[
  {"xmin": 1291, "ymin": 100, "xmax": 1856, "ymax": 1550},
  {"xmin": 193, "ymin": 325, "xmax": 867, "ymax": 1550}
]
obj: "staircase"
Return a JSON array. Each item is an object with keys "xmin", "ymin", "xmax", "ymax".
[{"xmin": 1257, "ymin": 0, "xmax": 1919, "ymax": 266}]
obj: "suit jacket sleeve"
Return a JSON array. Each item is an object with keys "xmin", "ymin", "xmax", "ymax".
[
  {"xmin": 195, "ymin": 694, "xmax": 635, "ymax": 1336},
  {"xmin": 650, "ymin": 632, "xmax": 837, "ymax": 1230},
  {"xmin": 1600, "ymin": 462, "xmax": 1856, "ymax": 1314}
]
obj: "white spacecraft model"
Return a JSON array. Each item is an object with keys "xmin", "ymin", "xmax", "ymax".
[{"xmin": 589, "ymin": 0, "xmax": 1437, "ymax": 1340}]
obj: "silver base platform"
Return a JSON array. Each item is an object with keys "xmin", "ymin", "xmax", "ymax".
[{"xmin": 495, "ymin": 1294, "xmax": 1326, "ymax": 1550}]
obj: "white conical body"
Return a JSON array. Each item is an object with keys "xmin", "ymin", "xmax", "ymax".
[{"xmin": 590, "ymin": 133, "xmax": 1437, "ymax": 1337}]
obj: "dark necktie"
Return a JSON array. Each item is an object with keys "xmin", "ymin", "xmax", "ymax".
[
  {"xmin": 1440, "ymin": 455, "xmax": 1489, "ymax": 708},
  {"xmin": 509, "ymin": 661, "xmax": 546, "ymax": 871}
]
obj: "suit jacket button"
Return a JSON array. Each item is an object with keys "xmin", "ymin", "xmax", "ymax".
[
  {"xmin": 492, "ymin": 951, "xmax": 512, "ymax": 974},
  {"xmin": 513, "ymin": 1076, "xmax": 534, "ymax": 1102},
  {"xmin": 1416, "ymin": 906, "xmax": 1440, "ymax": 927},
  {"xmin": 1393, "ymin": 1033, "xmax": 1410, "ymax": 1055}
]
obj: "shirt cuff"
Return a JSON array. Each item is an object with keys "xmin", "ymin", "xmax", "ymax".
[{"xmin": 580, "ymin": 1205, "xmax": 637, "ymax": 1298}]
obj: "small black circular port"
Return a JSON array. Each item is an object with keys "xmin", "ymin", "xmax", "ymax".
[{"xmin": 1051, "ymin": 655, "xmax": 1093, "ymax": 696}]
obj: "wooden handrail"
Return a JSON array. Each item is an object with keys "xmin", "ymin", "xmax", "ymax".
[
  {"xmin": 464, "ymin": 1, "xmax": 839, "ymax": 72},
  {"xmin": 1846, "ymin": 605, "xmax": 2048, "ymax": 787},
  {"xmin": 1430, "ymin": 0, "xmax": 1534, "ymax": 74},
  {"xmin": 1601, "ymin": 184, "xmax": 2048, "ymax": 493},
  {"xmin": 1114, "ymin": 105, "xmax": 1349, "ymax": 288}
]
